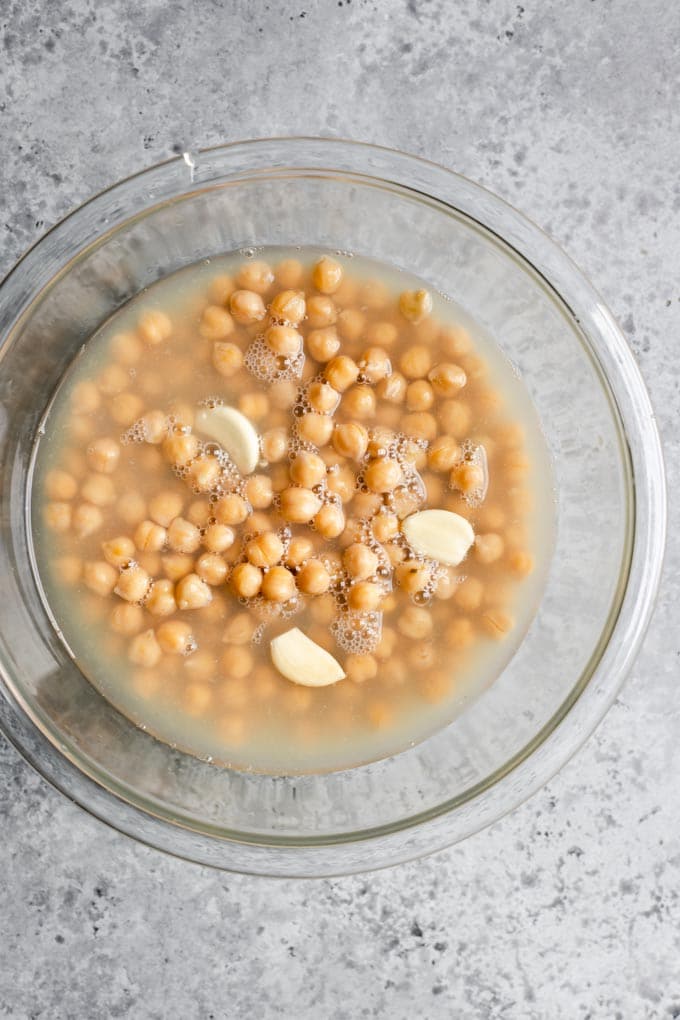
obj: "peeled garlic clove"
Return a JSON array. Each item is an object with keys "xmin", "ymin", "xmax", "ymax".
[
  {"xmin": 270, "ymin": 627, "xmax": 346, "ymax": 687},
  {"xmin": 402, "ymin": 509, "xmax": 474, "ymax": 566},
  {"xmin": 194, "ymin": 405, "xmax": 259, "ymax": 474}
]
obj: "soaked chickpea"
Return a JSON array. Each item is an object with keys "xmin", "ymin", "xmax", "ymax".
[
  {"xmin": 343, "ymin": 543, "xmax": 379, "ymax": 580},
  {"xmin": 176, "ymin": 573, "xmax": 212, "ymax": 610},
  {"xmin": 428, "ymin": 362, "xmax": 466, "ymax": 396},
  {"xmin": 157, "ymin": 620, "xmax": 195, "ymax": 655},
  {"xmin": 214, "ymin": 493, "xmax": 249, "ymax": 526},
  {"xmin": 167, "ymin": 517, "xmax": 202, "ymax": 554},
  {"xmin": 83, "ymin": 560, "xmax": 118, "ymax": 597},
  {"xmin": 45, "ymin": 469, "xmax": 77, "ymax": 501},
  {"xmin": 274, "ymin": 259, "xmax": 304, "ymax": 289},
  {"xmin": 324, "ymin": 355, "xmax": 359, "ymax": 392},
  {"xmin": 474, "ymin": 533, "xmax": 504, "ymax": 564},
  {"xmin": 358, "ymin": 347, "xmax": 391, "ymax": 383},
  {"xmin": 395, "ymin": 559, "xmax": 431, "ymax": 595},
  {"xmin": 212, "ymin": 341, "xmax": 243, "ymax": 377},
  {"xmin": 346, "ymin": 653, "xmax": 378, "ymax": 684},
  {"xmin": 306, "ymin": 295, "xmax": 337, "ymax": 328},
  {"xmin": 399, "ymin": 289, "xmax": 432, "ymax": 324},
  {"xmin": 129, "ymin": 629, "xmax": 162, "ymax": 667},
  {"xmin": 245, "ymin": 474, "xmax": 274, "ymax": 509},
  {"xmin": 115, "ymin": 563, "xmax": 151, "ymax": 603},
  {"xmin": 296, "ymin": 559, "xmax": 331, "ymax": 595},
  {"xmin": 138, "ymin": 310, "xmax": 172, "ymax": 346},
  {"xmin": 508, "ymin": 550, "xmax": 535, "ymax": 576},
  {"xmin": 337, "ymin": 307, "xmax": 366, "ymax": 342},
  {"xmin": 284, "ymin": 535, "xmax": 315, "ymax": 568},
  {"xmin": 402, "ymin": 411, "xmax": 437, "ymax": 442},
  {"xmin": 261, "ymin": 427, "xmax": 289, "ymax": 463},
  {"xmin": 450, "ymin": 460, "xmax": 485, "ymax": 495},
  {"xmin": 348, "ymin": 580, "xmax": 382, "ymax": 612},
  {"xmin": 400, "ymin": 344, "xmax": 432, "ymax": 379},
  {"xmin": 102, "ymin": 536, "xmax": 135, "ymax": 568},
  {"xmin": 398, "ymin": 606, "xmax": 433, "ymax": 640},
  {"xmin": 230, "ymin": 289, "xmax": 266, "ymax": 325},
  {"xmin": 162, "ymin": 553, "xmax": 194, "ymax": 582},
  {"xmin": 269, "ymin": 289, "xmax": 306, "ymax": 325},
  {"xmin": 81, "ymin": 474, "xmax": 116, "ymax": 507},
  {"xmin": 326, "ymin": 462, "xmax": 356, "ymax": 503},
  {"xmin": 208, "ymin": 273, "xmax": 235, "ymax": 305},
  {"xmin": 149, "ymin": 490, "xmax": 184, "ymax": 527},
  {"xmin": 296, "ymin": 413, "xmax": 334, "ymax": 446},
  {"xmin": 246, "ymin": 531, "xmax": 284, "ymax": 568},
  {"xmin": 201, "ymin": 523, "xmax": 234, "ymax": 554},
  {"xmin": 307, "ymin": 380, "xmax": 339, "ymax": 414},
  {"xmin": 364, "ymin": 457, "xmax": 402, "ymax": 493},
  {"xmin": 306, "ymin": 327, "xmax": 340, "ymax": 362},
  {"xmin": 279, "ymin": 487, "xmax": 322, "ymax": 524},
  {"xmin": 481, "ymin": 609, "xmax": 514, "ymax": 639},
  {"xmin": 440, "ymin": 399, "xmax": 471, "ymax": 436},
  {"xmin": 314, "ymin": 503, "xmax": 345, "ymax": 539},
  {"xmin": 110, "ymin": 392, "xmax": 144, "ymax": 426},
  {"xmin": 261, "ymin": 565, "xmax": 297, "ymax": 603},
  {"xmin": 427, "ymin": 436, "xmax": 461, "ymax": 473},
  {"xmin": 406, "ymin": 379, "xmax": 434, "ymax": 411},
  {"xmin": 230, "ymin": 562, "xmax": 263, "ymax": 598},
  {"xmin": 342, "ymin": 384, "xmax": 376, "ymax": 420},
  {"xmin": 453, "ymin": 576, "xmax": 484, "ymax": 612},
  {"xmin": 200, "ymin": 305, "xmax": 234, "ymax": 340},
  {"xmin": 372, "ymin": 512, "xmax": 399, "ymax": 542},
  {"xmin": 264, "ymin": 324, "xmax": 302, "ymax": 357},
  {"xmin": 72, "ymin": 502, "xmax": 103, "ymax": 537},
  {"xmin": 312, "ymin": 256, "xmax": 343, "ymax": 294},
  {"xmin": 239, "ymin": 392, "xmax": 269, "ymax": 421},
  {"xmin": 134, "ymin": 519, "xmax": 167, "ymax": 552},
  {"xmin": 236, "ymin": 260, "xmax": 274, "ymax": 294},
  {"xmin": 146, "ymin": 579, "xmax": 177, "ymax": 618},
  {"xmin": 110, "ymin": 602, "xmax": 145, "ymax": 635}
]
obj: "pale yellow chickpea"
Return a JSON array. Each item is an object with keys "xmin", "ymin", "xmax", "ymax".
[
  {"xmin": 134, "ymin": 519, "xmax": 167, "ymax": 553},
  {"xmin": 208, "ymin": 273, "xmax": 235, "ymax": 305},
  {"xmin": 61, "ymin": 449, "xmax": 87, "ymax": 479},
  {"xmin": 326, "ymin": 462, "xmax": 356, "ymax": 503},
  {"xmin": 306, "ymin": 327, "xmax": 340, "ymax": 363},
  {"xmin": 342, "ymin": 384, "xmax": 376, "ymax": 420},
  {"xmin": 274, "ymin": 258, "xmax": 304, "ymax": 289},
  {"xmin": 453, "ymin": 576, "xmax": 484, "ymax": 612},
  {"xmin": 182, "ymin": 682, "xmax": 213, "ymax": 717},
  {"xmin": 229, "ymin": 289, "xmax": 266, "ymax": 325},
  {"xmin": 145, "ymin": 578, "xmax": 177, "ymax": 617},
  {"xmin": 399, "ymin": 288, "xmax": 432, "ymax": 324},
  {"xmin": 114, "ymin": 563, "xmax": 151, "ymax": 603},
  {"xmin": 348, "ymin": 580, "xmax": 382, "ymax": 612},
  {"xmin": 427, "ymin": 436, "xmax": 461, "ymax": 473},
  {"xmin": 138, "ymin": 373, "xmax": 164, "ymax": 399},
  {"xmin": 188, "ymin": 455, "xmax": 222, "ymax": 493},
  {"xmin": 110, "ymin": 331, "xmax": 143, "ymax": 365},
  {"xmin": 176, "ymin": 573, "xmax": 213, "ymax": 610},
  {"xmin": 395, "ymin": 559, "xmax": 431, "ymax": 594},
  {"xmin": 246, "ymin": 531, "xmax": 284, "ymax": 568},
  {"xmin": 183, "ymin": 649, "xmax": 216, "ymax": 683},
  {"xmin": 439, "ymin": 324, "xmax": 471, "ymax": 358},
  {"xmin": 481, "ymin": 609, "xmax": 514, "ymax": 639},
  {"xmin": 358, "ymin": 347, "xmax": 391, "ymax": 383},
  {"xmin": 307, "ymin": 380, "xmax": 339, "ymax": 414},
  {"xmin": 249, "ymin": 511, "xmax": 274, "ymax": 534},
  {"xmin": 222, "ymin": 645, "xmax": 254, "ymax": 680},
  {"xmin": 223, "ymin": 611, "xmax": 259, "ymax": 645},
  {"xmin": 102, "ymin": 536, "xmax": 135, "ymax": 568},
  {"xmin": 186, "ymin": 500, "xmax": 210, "ymax": 528},
  {"xmin": 349, "ymin": 491, "xmax": 382, "ymax": 519},
  {"xmin": 199, "ymin": 304, "xmax": 234, "ymax": 341},
  {"xmin": 261, "ymin": 427, "xmax": 289, "ymax": 463},
  {"xmin": 98, "ymin": 363, "xmax": 129, "ymax": 396},
  {"xmin": 332, "ymin": 422, "xmax": 368, "ymax": 461},
  {"xmin": 428, "ymin": 362, "xmax": 466, "ymax": 396},
  {"xmin": 360, "ymin": 279, "xmax": 390, "ymax": 309},
  {"xmin": 264, "ymin": 324, "xmax": 302, "ymax": 357},
  {"xmin": 346, "ymin": 653, "xmax": 378, "ymax": 684},
  {"xmin": 337, "ymin": 307, "xmax": 366, "ymax": 342},
  {"xmin": 312, "ymin": 256, "xmax": 343, "ymax": 294},
  {"xmin": 83, "ymin": 560, "xmax": 118, "ymax": 597},
  {"xmin": 212, "ymin": 341, "xmax": 243, "ymax": 378},
  {"xmin": 201, "ymin": 523, "xmax": 234, "ymax": 554},
  {"xmin": 239, "ymin": 392, "xmax": 269, "ymax": 422},
  {"xmin": 138, "ymin": 409, "xmax": 167, "ymax": 445},
  {"xmin": 167, "ymin": 517, "xmax": 202, "ymax": 554},
  {"xmin": 284, "ymin": 535, "xmax": 315, "ymax": 568},
  {"xmin": 372, "ymin": 512, "xmax": 399, "ymax": 542},
  {"xmin": 398, "ymin": 605, "xmax": 433, "ymax": 640},
  {"xmin": 157, "ymin": 620, "xmax": 195, "ymax": 655},
  {"xmin": 214, "ymin": 493, "xmax": 249, "ymax": 526},
  {"xmin": 476, "ymin": 504, "xmax": 505, "ymax": 531},
  {"xmin": 343, "ymin": 543, "xmax": 379, "ymax": 580},
  {"xmin": 324, "ymin": 355, "xmax": 359, "ymax": 392},
  {"xmin": 261, "ymin": 565, "xmax": 296, "ymax": 602},
  {"xmin": 385, "ymin": 543, "xmax": 406, "ymax": 567},
  {"xmin": 72, "ymin": 502, "xmax": 103, "ymax": 537},
  {"xmin": 297, "ymin": 412, "xmax": 334, "ymax": 447},
  {"xmin": 167, "ymin": 401, "xmax": 194, "ymax": 430},
  {"xmin": 289, "ymin": 451, "xmax": 326, "ymax": 488},
  {"xmin": 445, "ymin": 617, "xmax": 475, "ymax": 649},
  {"xmin": 138, "ymin": 310, "xmax": 172, "ymax": 346},
  {"xmin": 162, "ymin": 431, "xmax": 199, "ymax": 468},
  {"xmin": 440, "ymin": 399, "xmax": 471, "ymax": 436},
  {"xmin": 474, "ymin": 533, "xmax": 504, "ymax": 564},
  {"xmin": 306, "ymin": 295, "xmax": 336, "ymax": 329},
  {"xmin": 193, "ymin": 552, "xmax": 227, "ymax": 586},
  {"xmin": 450, "ymin": 460, "xmax": 485, "ymax": 495},
  {"xmin": 374, "ymin": 626, "xmax": 397, "ymax": 661},
  {"xmin": 45, "ymin": 469, "xmax": 77, "ymax": 501},
  {"xmin": 402, "ymin": 412, "xmax": 437, "ymax": 442},
  {"xmin": 70, "ymin": 416, "xmax": 94, "ymax": 443},
  {"xmin": 230, "ymin": 561, "xmax": 263, "ymax": 598},
  {"xmin": 278, "ymin": 487, "xmax": 321, "ymax": 524},
  {"xmin": 508, "ymin": 550, "xmax": 535, "ymax": 576},
  {"xmin": 364, "ymin": 457, "xmax": 402, "ymax": 493},
  {"xmin": 71, "ymin": 380, "xmax": 101, "ymax": 414},
  {"xmin": 110, "ymin": 602, "xmax": 145, "ymax": 635},
  {"xmin": 314, "ymin": 503, "xmax": 345, "ymax": 539},
  {"xmin": 109, "ymin": 392, "xmax": 144, "ymax": 427},
  {"xmin": 269, "ymin": 289, "xmax": 306, "ymax": 325},
  {"xmin": 129, "ymin": 629, "xmax": 162, "ymax": 667},
  {"xmin": 244, "ymin": 474, "xmax": 274, "ymax": 509},
  {"xmin": 237, "ymin": 259, "xmax": 274, "ymax": 294},
  {"xmin": 162, "ymin": 553, "xmax": 194, "ymax": 582},
  {"xmin": 81, "ymin": 473, "xmax": 116, "ymax": 507},
  {"xmin": 148, "ymin": 490, "xmax": 184, "ymax": 528},
  {"xmin": 296, "ymin": 558, "xmax": 331, "ymax": 595},
  {"xmin": 52, "ymin": 555, "xmax": 82, "ymax": 586},
  {"xmin": 138, "ymin": 551, "xmax": 161, "ymax": 575},
  {"xmin": 375, "ymin": 372, "xmax": 407, "ymax": 403},
  {"xmin": 406, "ymin": 379, "xmax": 434, "ymax": 411},
  {"xmin": 399, "ymin": 344, "xmax": 432, "ymax": 379}
]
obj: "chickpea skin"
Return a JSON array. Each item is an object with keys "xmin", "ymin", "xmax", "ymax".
[
  {"xmin": 129, "ymin": 629, "xmax": 162, "ymax": 667},
  {"xmin": 212, "ymin": 341, "xmax": 243, "ymax": 378},
  {"xmin": 145, "ymin": 579, "xmax": 177, "ymax": 617},
  {"xmin": 312, "ymin": 256, "xmax": 343, "ymax": 294},
  {"xmin": 348, "ymin": 580, "xmax": 382, "ymax": 612},
  {"xmin": 230, "ymin": 562, "xmax": 263, "ymax": 598},
  {"xmin": 343, "ymin": 543, "xmax": 379, "ymax": 580},
  {"xmin": 246, "ymin": 531, "xmax": 285, "ymax": 568},
  {"xmin": 314, "ymin": 503, "xmax": 345, "ymax": 539},
  {"xmin": 364, "ymin": 457, "xmax": 402, "ymax": 493},
  {"xmin": 87, "ymin": 438, "xmax": 120, "ymax": 474},
  {"xmin": 290, "ymin": 451, "xmax": 326, "ymax": 488},
  {"xmin": 261, "ymin": 565, "xmax": 297, "ymax": 603},
  {"xmin": 284, "ymin": 535, "xmax": 315, "ymax": 568},
  {"xmin": 176, "ymin": 573, "xmax": 213, "ymax": 610},
  {"xmin": 83, "ymin": 560, "xmax": 118, "ymax": 597},
  {"xmin": 269, "ymin": 289, "xmax": 306, "ymax": 325},
  {"xmin": 167, "ymin": 517, "xmax": 202, "ymax": 554},
  {"xmin": 324, "ymin": 355, "xmax": 359, "ymax": 393},
  {"xmin": 296, "ymin": 558, "xmax": 331, "ymax": 595},
  {"xmin": 229, "ymin": 289, "xmax": 266, "ymax": 325},
  {"xmin": 296, "ymin": 413, "xmax": 334, "ymax": 447}
]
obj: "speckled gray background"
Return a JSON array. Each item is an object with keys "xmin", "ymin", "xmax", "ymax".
[{"xmin": 1, "ymin": 1, "xmax": 678, "ymax": 1017}]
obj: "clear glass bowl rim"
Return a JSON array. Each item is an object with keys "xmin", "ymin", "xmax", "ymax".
[{"xmin": 0, "ymin": 137, "xmax": 666, "ymax": 877}]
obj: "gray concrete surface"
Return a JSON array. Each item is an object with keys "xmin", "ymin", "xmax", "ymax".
[{"xmin": 1, "ymin": 1, "xmax": 679, "ymax": 1016}]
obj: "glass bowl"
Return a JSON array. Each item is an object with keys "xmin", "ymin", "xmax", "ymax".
[{"xmin": 0, "ymin": 138, "xmax": 665, "ymax": 877}]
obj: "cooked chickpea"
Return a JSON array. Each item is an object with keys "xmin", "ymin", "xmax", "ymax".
[
  {"xmin": 399, "ymin": 289, "xmax": 432, "ymax": 325},
  {"xmin": 133, "ymin": 519, "xmax": 166, "ymax": 553},
  {"xmin": 444, "ymin": 617, "xmax": 474, "ymax": 649},
  {"xmin": 263, "ymin": 324, "xmax": 301, "ymax": 357},
  {"xmin": 167, "ymin": 517, "xmax": 202, "ymax": 554},
  {"xmin": 324, "ymin": 355, "xmax": 359, "ymax": 392},
  {"xmin": 398, "ymin": 605, "xmax": 433, "ymax": 640},
  {"xmin": 312, "ymin": 256, "xmax": 343, "ymax": 294},
  {"xmin": 45, "ymin": 469, "xmax": 77, "ymax": 501},
  {"xmin": 259, "ymin": 427, "xmax": 287, "ymax": 464},
  {"xmin": 346, "ymin": 653, "xmax": 378, "ymax": 684},
  {"xmin": 110, "ymin": 602, "xmax": 145, "ymax": 635},
  {"xmin": 191, "ymin": 551, "xmax": 226, "ymax": 586},
  {"xmin": 138, "ymin": 310, "xmax": 172, "ymax": 346},
  {"xmin": 72, "ymin": 502, "xmax": 103, "ymax": 537},
  {"xmin": 261, "ymin": 565, "xmax": 296, "ymax": 603},
  {"xmin": 184, "ymin": 500, "xmax": 209, "ymax": 529},
  {"xmin": 245, "ymin": 531, "xmax": 283, "ymax": 569},
  {"xmin": 350, "ymin": 492, "xmax": 382, "ymax": 519},
  {"xmin": 428, "ymin": 362, "xmax": 466, "ymax": 396},
  {"xmin": 306, "ymin": 295, "xmax": 337, "ymax": 329},
  {"xmin": 199, "ymin": 305, "xmax": 234, "ymax": 340},
  {"xmin": 176, "ymin": 573, "xmax": 213, "ymax": 610},
  {"xmin": 208, "ymin": 273, "xmax": 235, "ymax": 305},
  {"xmin": 200, "ymin": 523, "xmax": 233, "ymax": 555},
  {"xmin": 481, "ymin": 609, "xmax": 514, "ymax": 638},
  {"xmin": 145, "ymin": 578, "xmax": 177, "ymax": 617},
  {"xmin": 44, "ymin": 501, "xmax": 72, "ymax": 533},
  {"xmin": 162, "ymin": 432, "xmax": 199, "ymax": 468},
  {"xmin": 375, "ymin": 372, "xmax": 407, "ymax": 403},
  {"xmin": 508, "ymin": 550, "xmax": 535, "ymax": 576},
  {"xmin": 326, "ymin": 462, "xmax": 356, "ymax": 503},
  {"xmin": 83, "ymin": 560, "xmax": 118, "ymax": 597},
  {"xmin": 406, "ymin": 379, "xmax": 434, "ymax": 411},
  {"xmin": 81, "ymin": 474, "xmax": 116, "ymax": 507},
  {"xmin": 156, "ymin": 620, "xmax": 195, "ymax": 655},
  {"xmin": 307, "ymin": 380, "xmax": 339, "ymax": 414},
  {"xmin": 149, "ymin": 490, "xmax": 184, "ymax": 527},
  {"xmin": 265, "ymin": 381, "xmax": 294, "ymax": 414},
  {"xmin": 399, "ymin": 344, "xmax": 432, "ymax": 379},
  {"xmin": 249, "ymin": 511, "xmax": 274, "ymax": 534},
  {"xmin": 289, "ymin": 451, "xmax": 326, "ymax": 489},
  {"xmin": 230, "ymin": 561, "xmax": 263, "ymax": 598},
  {"xmin": 101, "ymin": 536, "xmax": 135, "ymax": 568},
  {"xmin": 70, "ymin": 380, "xmax": 101, "ymax": 414},
  {"xmin": 343, "ymin": 543, "xmax": 379, "ymax": 580},
  {"xmin": 473, "ymin": 533, "xmax": 504, "ymax": 564},
  {"xmin": 364, "ymin": 457, "xmax": 402, "ymax": 493},
  {"xmin": 212, "ymin": 341, "xmax": 243, "ymax": 378},
  {"xmin": 278, "ymin": 487, "xmax": 321, "ymax": 524},
  {"xmin": 342, "ymin": 384, "xmax": 376, "ymax": 420},
  {"xmin": 348, "ymin": 580, "xmax": 382, "ymax": 612},
  {"xmin": 304, "ymin": 327, "xmax": 338, "ymax": 363},
  {"xmin": 111, "ymin": 331, "xmax": 143, "ymax": 365},
  {"xmin": 284, "ymin": 535, "xmax": 315, "ymax": 568},
  {"xmin": 162, "ymin": 553, "xmax": 194, "ymax": 582},
  {"xmin": 402, "ymin": 412, "xmax": 437, "ymax": 442},
  {"xmin": 129, "ymin": 629, "xmax": 162, "ymax": 667},
  {"xmin": 453, "ymin": 576, "xmax": 484, "ymax": 611},
  {"xmin": 337, "ymin": 307, "xmax": 366, "ymax": 342},
  {"xmin": 296, "ymin": 558, "xmax": 331, "ymax": 595},
  {"xmin": 239, "ymin": 392, "xmax": 269, "ymax": 421},
  {"xmin": 223, "ymin": 612, "xmax": 258, "ymax": 645},
  {"xmin": 331, "ymin": 422, "xmax": 367, "ymax": 462},
  {"xmin": 237, "ymin": 260, "xmax": 274, "ymax": 294},
  {"xmin": 114, "ymin": 563, "xmax": 151, "ymax": 603},
  {"xmin": 296, "ymin": 412, "xmax": 334, "ymax": 447},
  {"xmin": 109, "ymin": 392, "xmax": 144, "ymax": 426},
  {"xmin": 275, "ymin": 259, "xmax": 304, "ymax": 289},
  {"xmin": 314, "ymin": 503, "xmax": 345, "ymax": 539},
  {"xmin": 84, "ymin": 438, "xmax": 119, "ymax": 476},
  {"xmin": 385, "ymin": 543, "xmax": 406, "ymax": 567},
  {"xmin": 395, "ymin": 559, "xmax": 431, "ymax": 594},
  {"xmin": 450, "ymin": 460, "xmax": 485, "ymax": 495},
  {"xmin": 440, "ymin": 399, "xmax": 471, "ymax": 435},
  {"xmin": 372, "ymin": 512, "xmax": 399, "ymax": 542},
  {"xmin": 222, "ymin": 645, "xmax": 254, "ymax": 680},
  {"xmin": 427, "ymin": 436, "xmax": 461, "ymax": 473},
  {"xmin": 229, "ymin": 289, "xmax": 266, "ymax": 325},
  {"xmin": 214, "ymin": 493, "xmax": 249, "ymax": 526},
  {"xmin": 241, "ymin": 474, "xmax": 271, "ymax": 510},
  {"xmin": 269, "ymin": 289, "xmax": 306, "ymax": 325},
  {"xmin": 358, "ymin": 347, "xmax": 391, "ymax": 383}
]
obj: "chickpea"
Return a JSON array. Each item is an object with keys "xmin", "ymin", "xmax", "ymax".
[
  {"xmin": 304, "ymin": 327, "xmax": 338, "ymax": 363},
  {"xmin": 138, "ymin": 310, "xmax": 172, "ymax": 346},
  {"xmin": 242, "ymin": 474, "xmax": 272, "ymax": 510},
  {"xmin": 198, "ymin": 305, "xmax": 233, "ymax": 341},
  {"xmin": 101, "ymin": 536, "xmax": 135, "ymax": 568},
  {"xmin": 358, "ymin": 347, "xmax": 391, "ymax": 383},
  {"xmin": 230, "ymin": 562, "xmax": 263, "ymax": 598},
  {"xmin": 84, "ymin": 438, "xmax": 118, "ymax": 476},
  {"xmin": 145, "ymin": 578, "xmax": 177, "ymax": 617},
  {"xmin": 342, "ymin": 384, "xmax": 376, "ymax": 420},
  {"xmin": 162, "ymin": 432, "xmax": 198, "ymax": 468},
  {"xmin": 208, "ymin": 273, "xmax": 235, "ymax": 305},
  {"xmin": 343, "ymin": 543, "xmax": 379, "ymax": 580},
  {"xmin": 239, "ymin": 392, "xmax": 269, "ymax": 422},
  {"xmin": 399, "ymin": 288, "xmax": 432, "ymax": 325},
  {"xmin": 296, "ymin": 559, "xmax": 331, "ymax": 595},
  {"xmin": 176, "ymin": 573, "xmax": 213, "ymax": 610},
  {"xmin": 346, "ymin": 653, "xmax": 378, "ymax": 684},
  {"xmin": 52, "ymin": 555, "xmax": 82, "ymax": 586},
  {"xmin": 275, "ymin": 258, "xmax": 304, "ymax": 289},
  {"xmin": 190, "ymin": 552, "xmax": 226, "ymax": 586},
  {"xmin": 129, "ymin": 629, "xmax": 162, "ymax": 667},
  {"xmin": 348, "ymin": 580, "xmax": 382, "ymax": 612},
  {"xmin": 181, "ymin": 682, "xmax": 212, "ymax": 716},
  {"xmin": 83, "ymin": 560, "xmax": 118, "ymax": 597},
  {"xmin": 162, "ymin": 553, "xmax": 194, "ymax": 582},
  {"xmin": 427, "ymin": 436, "xmax": 461, "ymax": 473},
  {"xmin": 481, "ymin": 609, "xmax": 514, "ymax": 639},
  {"xmin": 214, "ymin": 493, "xmax": 249, "ymax": 526},
  {"xmin": 306, "ymin": 295, "xmax": 337, "ymax": 328},
  {"xmin": 183, "ymin": 650, "xmax": 216, "ymax": 683},
  {"xmin": 443, "ymin": 617, "xmax": 473, "ymax": 650},
  {"xmin": 399, "ymin": 344, "xmax": 432, "ymax": 379},
  {"xmin": 80, "ymin": 474, "xmax": 116, "ymax": 508},
  {"xmin": 167, "ymin": 517, "xmax": 202, "ymax": 554},
  {"xmin": 402, "ymin": 412, "xmax": 437, "ymax": 442},
  {"xmin": 312, "ymin": 256, "xmax": 343, "ymax": 294},
  {"xmin": 332, "ymin": 422, "xmax": 368, "ymax": 461},
  {"xmin": 508, "ymin": 550, "xmax": 535, "ymax": 576},
  {"xmin": 229, "ymin": 289, "xmax": 266, "ymax": 325},
  {"xmin": 199, "ymin": 524, "xmax": 232, "ymax": 555},
  {"xmin": 43, "ymin": 500, "xmax": 71, "ymax": 534},
  {"xmin": 246, "ymin": 531, "xmax": 284, "ymax": 568},
  {"xmin": 149, "ymin": 490, "xmax": 184, "ymax": 527},
  {"xmin": 45, "ymin": 469, "xmax": 77, "ymax": 501},
  {"xmin": 398, "ymin": 605, "xmax": 433, "ymax": 640},
  {"xmin": 223, "ymin": 612, "xmax": 258, "ymax": 645},
  {"xmin": 71, "ymin": 380, "xmax": 101, "ymax": 414},
  {"xmin": 111, "ymin": 330, "xmax": 143, "ymax": 365},
  {"xmin": 324, "ymin": 355, "xmax": 359, "ymax": 392},
  {"xmin": 450, "ymin": 460, "xmax": 485, "ymax": 495},
  {"xmin": 237, "ymin": 259, "xmax": 274, "ymax": 294},
  {"xmin": 269, "ymin": 289, "xmax": 306, "ymax": 325},
  {"xmin": 132, "ymin": 520, "xmax": 165, "ymax": 554},
  {"xmin": 156, "ymin": 620, "xmax": 194, "ymax": 655},
  {"xmin": 277, "ymin": 487, "xmax": 320, "ymax": 524},
  {"xmin": 290, "ymin": 451, "xmax": 326, "ymax": 488},
  {"xmin": 307, "ymin": 380, "xmax": 339, "ymax": 414},
  {"xmin": 409, "ymin": 643, "xmax": 437, "ymax": 670},
  {"xmin": 372, "ymin": 512, "xmax": 399, "ymax": 542},
  {"xmin": 212, "ymin": 341, "xmax": 243, "ymax": 378},
  {"xmin": 72, "ymin": 502, "xmax": 103, "ymax": 537},
  {"xmin": 314, "ymin": 503, "xmax": 345, "ymax": 539},
  {"xmin": 440, "ymin": 400, "xmax": 471, "ymax": 435},
  {"xmin": 473, "ymin": 533, "xmax": 504, "ymax": 565},
  {"xmin": 326, "ymin": 462, "xmax": 356, "ymax": 503},
  {"xmin": 261, "ymin": 427, "xmax": 288, "ymax": 464},
  {"xmin": 114, "ymin": 563, "xmax": 151, "ymax": 604},
  {"xmin": 385, "ymin": 543, "xmax": 406, "ymax": 567},
  {"xmin": 364, "ymin": 457, "xmax": 402, "ymax": 493},
  {"xmin": 428, "ymin": 362, "xmax": 466, "ymax": 396},
  {"xmin": 296, "ymin": 412, "xmax": 333, "ymax": 446},
  {"xmin": 222, "ymin": 645, "xmax": 254, "ymax": 680},
  {"xmin": 337, "ymin": 307, "xmax": 366, "ymax": 343},
  {"xmin": 503, "ymin": 450, "xmax": 531, "ymax": 481},
  {"xmin": 453, "ymin": 576, "xmax": 484, "ymax": 612},
  {"xmin": 110, "ymin": 602, "xmax": 145, "ymax": 635},
  {"xmin": 284, "ymin": 535, "xmax": 315, "ymax": 568},
  {"xmin": 395, "ymin": 559, "xmax": 431, "ymax": 594},
  {"xmin": 109, "ymin": 392, "xmax": 144, "ymax": 426},
  {"xmin": 263, "ymin": 324, "xmax": 301, "ymax": 357},
  {"xmin": 406, "ymin": 379, "xmax": 434, "ymax": 411},
  {"xmin": 375, "ymin": 372, "xmax": 407, "ymax": 403},
  {"xmin": 261, "ymin": 565, "xmax": 297, "ymax": 602}
]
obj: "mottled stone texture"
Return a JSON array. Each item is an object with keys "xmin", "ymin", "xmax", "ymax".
[{"xmin": 1, "ymin": 1, "xmax": 679, "ymax": 1016}]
